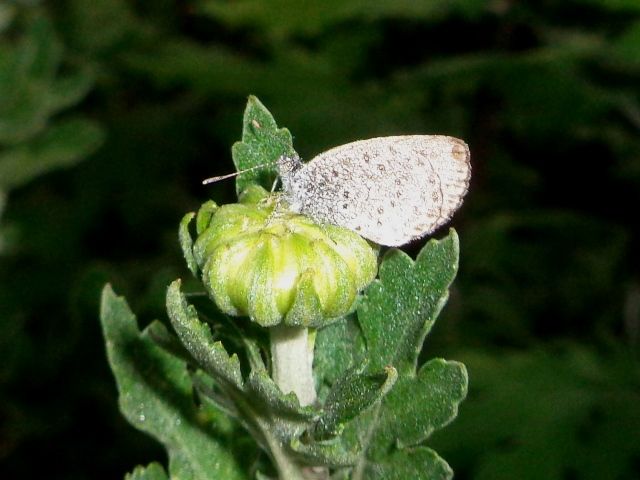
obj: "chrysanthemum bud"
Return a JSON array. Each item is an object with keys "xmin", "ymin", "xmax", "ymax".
[{"xmin": 187, "ymin": 185, "xmax": 378, "ymax": 327}]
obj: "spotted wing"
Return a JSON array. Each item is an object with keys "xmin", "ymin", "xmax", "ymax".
[{"xmin": 286, "ymin": 135, "xmax": 470, "ymax": 246}]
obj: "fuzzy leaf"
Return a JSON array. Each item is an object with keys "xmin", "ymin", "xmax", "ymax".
[
  {"xmin": 314, "ymin": 365, "xmax": 397, "ymax": 439},
  {"xmin": 100, "ymin": 285, "xmax": 247, "ymax": 480},
  {"xmin": 231, "ymin": 95, "xmax": 296, "ymax": 195},
  {"xmin": 371, "ymin": 359, "xmax": 467, "ymax": 450},
  {"xmin": 358, "ymin": 229, "xmax": 460, "ymax": 374},
  {"xmin": 344, "ymin": 230, "xmax": 467, "ymax": 478},
  {"xmin": 359, "ymin": 447, "xmax": 452, "ymax": 480},
  {"xmin": 144, "ymin": 319, "xmax": 193, "ymax": 365},
  {"xmin": 313, "ymin": 316, "xmax": 366, "ymax": 396},
  {"xmin": 246, "ymin": 367, "xmax": 318, "ymax": 420},
  {"xmin": 290, "ymin": 435, "xmax": 359, "ymax": 467},
  {"xmin": 166, "ymin": 280, "xmax": 244, "ymax": 390}
]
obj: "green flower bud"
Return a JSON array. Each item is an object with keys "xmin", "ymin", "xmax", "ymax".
[{"xmin": 188, "ymin": 185, "xmax": 379, "ymax": 327}]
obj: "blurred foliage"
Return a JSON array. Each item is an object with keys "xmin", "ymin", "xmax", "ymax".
[
  {"xmin": 430, "ymin": 344, "xmax": 640, "ymax": 480},
  {"xmin": 0, "ymin": 0, "xmax": 639, "ymax": 478},
  {"xmin": 0, "ymin": 5, "xmax": 103, "ymax": 192}
]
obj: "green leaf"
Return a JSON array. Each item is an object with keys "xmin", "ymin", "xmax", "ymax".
[
  {"xmin": 0, "ymin": 118, "xmax": 104, "ymax": 190},
  {"xmin": 167, "ymin": 280, "xmax": 318, "ymax": 475},
  {"xmin": 372, "ymin": 359, "xmax": 467, "ymax": 449},
  {"xmin": 358, "ymin": 446, "xmax": 452, "ymax": 480},
  {"xmin": 290, "ymin": 435, "xmax": 359, "ymax": 467},
  {"xmin": 343, "ymin": 230, "xmax": 467, "ymax": 478},
  {"xmin": 314, "ymin": 365, "xmax": 397, "ymax": 439},
  {"xmin": 144, "ymin": 319, "xmax": 193, "ymax": 364},
  {"xmin": 313, "ymin": 316, "xmax": 366, "ymax": 398},
  {"xmin": 100, "ymin": 285, "xmax": 248, "ymax": 480},
  {"xmin": 62, "ymin": 0, "xmax": 137, "ymax": 54},
  {"xmin": 579, "ymin": 0, "xmax": 640, "ymax": 12},
  {"xmin": 125, "ymin": 463, "xmax": 169, "ymax": 480},
  {"xmin": 231, "ymin": 95, "xmax": 296, "ymax": 195},
  {"xmin": 166, "ymin": 280, "xmax": 244, "ymax": 390},
  {"xmin": 358, "ymin": 229, "xmax": 460, "ymax": 374},
  {"xmin": 246, "ymin": 367, "xmax": 318, "ymax": 420}
]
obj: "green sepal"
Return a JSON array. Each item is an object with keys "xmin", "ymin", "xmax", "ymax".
[
  {"xmin": 125, "ymin": 463, "xmax": 169, "ymax": 480},
  {"xmin": 193, "ymin": 202, "xmax": 266, "ymax": 268},
  {"xmin": 166, "ymin": 280, "xmax": 244, "ymax": 390},
  {"xmin": 195, "ymin": 200, "xmax": 219, "ymax": 235},
  {"xmin": 283, "ymin": 269, "xmax": 325, "ymax": 327},
  {"xmin": 247, "ymin": 238, "xmax": 282, "ymax": 326},
  {"xmin": 178, "ymin": 212, "xmax": 198, "ymax": 277},
  {"xmin": 231, "ymin": 95, "xmax": 297, "ymax": 195},
  {"xmin": 238, "ymin": 183, "xmax": 271, "ymax": 204},
  {"xmin": 313, "ymin": 365, "xmax": 398, "ymax": 439},
  {"xmin": 310, "ymin": 239, "xmax": 357, "ymax": 318}
]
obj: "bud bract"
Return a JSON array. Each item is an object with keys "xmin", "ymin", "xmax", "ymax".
[{"xmin": 188, "ymin": 185, "xmax": 378, "ymax": 327}]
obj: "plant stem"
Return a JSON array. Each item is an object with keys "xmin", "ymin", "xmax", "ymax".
[{"xmin": 270, "ymin": 324, "xmax": 317, "ymax": 406}]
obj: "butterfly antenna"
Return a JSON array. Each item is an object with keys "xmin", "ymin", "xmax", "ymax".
[{"xmin": 202, "ymin": 162, "xmax": 274, "ymax": 185}]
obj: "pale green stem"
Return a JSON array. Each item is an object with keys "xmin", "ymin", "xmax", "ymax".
[
  {"xmin": 269, "ymin": 326, "xmax": 330, "ymax": 480},
  {"xmin": 270, "ymin": 324, "xmax": 317, "ymax": 406}
]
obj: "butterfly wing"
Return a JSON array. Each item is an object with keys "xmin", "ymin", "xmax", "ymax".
[{"xmin": 283, "ymin": 135, "xmax": 471, "ymax": 246}]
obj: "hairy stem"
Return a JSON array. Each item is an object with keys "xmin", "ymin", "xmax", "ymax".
[
  {"xmin": 269, "ymin": 325, "xmax": 329, "ymax": 479},
  {"xmin": 270, "ymin": 325, "xmax": 317, "ymax": 406}
]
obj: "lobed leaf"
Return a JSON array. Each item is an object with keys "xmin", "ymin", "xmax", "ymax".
[
  {"xmin": 166, "ymin": 280, "xmax": 244, "ymax": 390},
  {"xmin": 357, "ymin": 446, "xmax": 452, "ymax": 480},
  {"xmin": 342, "ymin": 230, "xmax": 467, "ymax": 478},
  {"xmin": 314, "ymin": 365, "xmax": 397, "ymax": 439},
  {"xmin": 100, "ymin": 285, "xmax": 247, "ymax": 480},
  {"xmin": 371, "ymin": 359, "xmax": 467, "ymax": 451},
  {"xmin": 358, "ymin": 229, "xmax": 460, "ymax": 374},
  {"xmin": 231, "ymin": 95, "xmax": 296, "ymax": 195},
  {"xmin": 313, "ymin": 316, "xmax": 367, "ymax": 397}
]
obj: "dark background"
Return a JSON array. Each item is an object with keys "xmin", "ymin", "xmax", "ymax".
[{"xmin": 1, "ymin": 1, "xmax": 639, "ymax": 479}]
